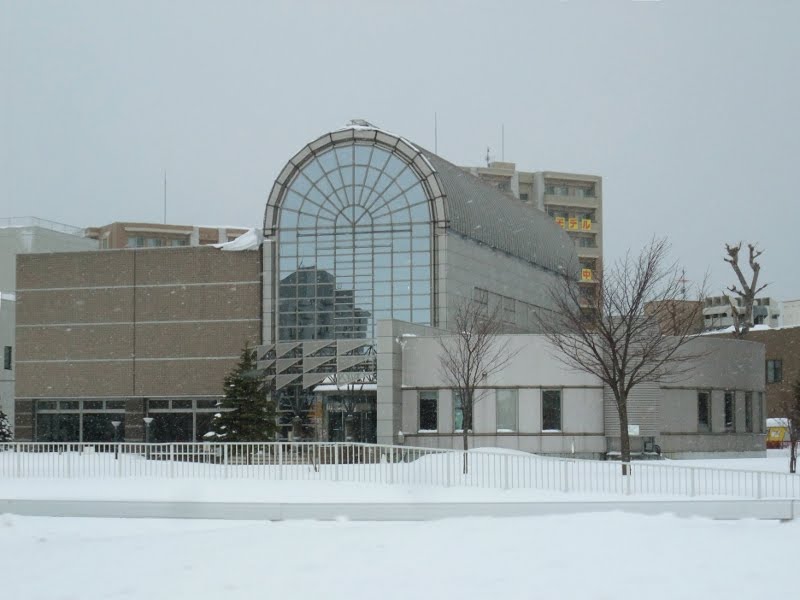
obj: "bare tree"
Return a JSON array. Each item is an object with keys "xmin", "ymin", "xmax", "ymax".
[
  {"xmin": 537, "ymin": 238, "xmax": 706, "ymax": 475},
  {"xmin": 724, "ymin": 242, "xmax": 768, "ymax": 338},
  {"xmin": 438, "ymin": 297, "xmax": 518, "ymax": 473}
]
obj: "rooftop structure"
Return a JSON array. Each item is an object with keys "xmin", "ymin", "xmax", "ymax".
[{"xmin": 85, "ymin": 222, "xmax": 250, "ymax": 249}]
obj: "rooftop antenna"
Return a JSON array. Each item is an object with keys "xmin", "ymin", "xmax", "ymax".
[
  {"xmin": 485, "ymin": 146, "xmax": 491, "ymax": 167},
  {"xmin": 679, "ymin": 268, "xmax": 688, "ymax": 300},
  {"xmin": 434, "ymin": 112, "xmax": 438, "ymax": 154},
  {"xmin": 163, "ymin": 170, "xmax": 167, "ymax": 225}
]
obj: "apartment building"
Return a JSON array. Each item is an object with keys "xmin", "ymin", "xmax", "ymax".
[
  {"xmin": 702, "ymin": 295, "xmax": 782, "ymax": 331},
  {"xmin": 463, "ymin": 162, "xmax": 602, "ymax": 304},
  {"xmin": 85, "ymin": 222, "xmax": 249, "ymax": 249}
]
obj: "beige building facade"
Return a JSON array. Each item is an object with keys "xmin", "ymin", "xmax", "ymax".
[
  {"xmin": 14, "ymin": 246, "xmax": 260, "ymax": 442},
  {"xmin": 85, "ymin": 222, "xmax": 249, "ymax": 249}
]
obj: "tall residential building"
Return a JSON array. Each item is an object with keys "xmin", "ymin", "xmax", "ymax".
[
  {"xmin": 84, "ymin": 222, "xmax": 250, "ymax": 249},
  {"xmin": 462, "ymin": 162, "xmax": 603, "ymax": 304}
]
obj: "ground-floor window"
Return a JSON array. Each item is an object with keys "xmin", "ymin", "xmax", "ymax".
[
  {"xmin": 146, "ymin": 397, "xmax": 224, "ymax": 442},
  {"xmin": 745, "ymin": 392, "xmax": 753, "ymax": 433},
  {"xmin": 418, "ymin": 391, "xmax": 438, "ymax": 432},
  {"xmin": 34, "ymin": 399, "xmax": 125, "ymax": 442},
  {"xmin": 698, "ymin": 391, "xmax": 711, "ymax": 432},
  {"xmin": 542, "ymin": 389, "xmax": 562, "ymax": 431},
  {"xmin": 496, "ymin": 389, "xmax": 518, "ymax": 432},
  {"xmin": 724, "ymin": 391, "xmax": 735, "ymax": 432}
]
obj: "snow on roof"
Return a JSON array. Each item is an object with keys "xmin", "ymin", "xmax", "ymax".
[
  {"xmin": 767, "ymin": 418, "xmax": 788, "ymax": 428},
  {"xmin": 702, "ymin": 323, "xmax": 800, "ymax": 335},
  {"xmin": 212, "ymin": 228, "xmax": 263, "ymax": 251},
  {"xmin": 335, "ymin": 119, "xmax": 420, "ymax": 152}
]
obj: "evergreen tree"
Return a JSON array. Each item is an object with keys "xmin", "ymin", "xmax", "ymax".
[
  {"xmin": 0, "ymin": 409, "xmax": 13, "ymax": 442},
  {"xmin": 207, "ymin": 345, "xmax": 276, "ymax": 442}
]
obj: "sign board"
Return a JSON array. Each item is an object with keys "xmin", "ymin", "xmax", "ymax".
[
  {"xmin": 568, "ymin": 217, "xmax": 579, "ymax": 231},
  {"xmin": 581, "ymin": 268, "xmax": 593, "ymax": 282},
  {"xmin": 555, "ymin": 216, "xmax": 566, "ymax": 229},
  {"xmin": 628, "ymin": 424, "xmax": 640, "ymax": 436},
  {"xmin": 581, "ymin": 218, "xmax": 592, "ymax": 231}
]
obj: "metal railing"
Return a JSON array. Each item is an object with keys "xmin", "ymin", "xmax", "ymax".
[{"xmin": 1, "ymin": 442, "xmax": 798, "ymax": 499}]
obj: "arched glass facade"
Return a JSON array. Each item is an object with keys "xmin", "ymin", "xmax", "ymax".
[{"xmin": 276, "ymin": 141, "xmax": 433, "ymax": 341}]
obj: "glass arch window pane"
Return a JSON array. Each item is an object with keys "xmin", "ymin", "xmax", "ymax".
[{"xmin": 275, "ymin": 141, "xmax": 434, "ymax": 341}]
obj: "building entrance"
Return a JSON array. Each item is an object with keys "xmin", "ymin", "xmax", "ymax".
[{"xmin": 323, "ymin": 392, "xmax": 376, "ymax": 443}]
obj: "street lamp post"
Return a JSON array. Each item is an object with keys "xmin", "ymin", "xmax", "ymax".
[
  {"xmin": 111, "ymin": 420, "xmax": 121, "ymax": 459},
  {"xmin": 143, "ymin": 417, "xmax": 153, "ymax": 460}
]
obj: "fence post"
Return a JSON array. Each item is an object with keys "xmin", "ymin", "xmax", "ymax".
[
  {"xmin": 445, "ymin": 451, "xmax": 451, "ymax": 488},
  {"xmin": 689, "ymin": 468, "xmax": 696, "ymax": 497},
  {"xmin": 169, "ymin": 444, "xmax": 175, "ymax": 479},
  {"xmin": 223, "ymin": 444, "xmax": 229, "ymax": 479},
  {"xmin": 278, "ymin": 443, "xmax": 284, "ymax": 480},
  {"xmin": 14, "ymin": 444, "xmax": 20, "ymax": 478},
  {"xmin": 562, "ymin": 460, "xmax": 569, "ymax": 493},
  {"xmin": 756, "ymin": 471, "xmax": 763, "ymax": 499},
  {"xmin": 504, "ymin": 455, "xmax": 510, "ymax": 490},
  {"xmin": 334, "ymin": 444, "xmax": 339, "ymax": 482}
]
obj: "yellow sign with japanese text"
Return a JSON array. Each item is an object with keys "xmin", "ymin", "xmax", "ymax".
[
  {"xmin": 581, "ymin": 218, "xmax": 592, "ymax": 231},
  {"xmin": 568, "ymin": 217, "xmax": 578, "ymax": 231},
  {"xmin": 581, "ymin": 268, "xmax": 593, "ymax": 282},
  {"xmin": 555, "ymin": 217, "xmax": 565, "ymax": 229}
]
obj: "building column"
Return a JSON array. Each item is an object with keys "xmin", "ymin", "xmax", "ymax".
[
  {"xmin": 13, "ymin": 399, "xmax": 34, "ymax": 441},
  {"xmin": 125, "ymin": 398, "xmax": 146, "ymax": 442}
]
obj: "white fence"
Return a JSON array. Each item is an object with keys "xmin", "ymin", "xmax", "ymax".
[{"xmin": 1, "ymin": 442, "xmax": 799, "ymax": 499}]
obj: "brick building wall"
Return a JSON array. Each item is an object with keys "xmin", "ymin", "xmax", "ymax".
[{"xmin": 14, "ymin": 246, "xmax": 261, "ymax": 441}]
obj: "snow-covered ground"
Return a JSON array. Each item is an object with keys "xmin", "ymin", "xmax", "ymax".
[{"xmin": 0, "ymin": 512, "xmax": 795, "ymax": 600}]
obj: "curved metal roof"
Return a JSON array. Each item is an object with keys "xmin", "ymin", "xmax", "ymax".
[
  {"xmin": 265, "ymin": 125, "xmax": 577, "ymax": 276},
  {"xmin": 419, "ymin": 149, "xmax": 577, "ymax": 276}
]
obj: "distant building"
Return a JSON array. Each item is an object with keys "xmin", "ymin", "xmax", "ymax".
[
  {"xmin": 702, "ymin": 294, "xmax": 781, "ymax": 331},
  {"xmin": 0, "ymin": 217, "xmax": 98, "ymax": 427},
  {"xmin": 463, "ymin": 163, "xmax": 603, "ymax": 305},
  {"xmin": 782, "ymin": 299, "xmax": 800, "ymax": 327},
  {"xmin": 84, "ymin": 222, "xmax": 249, "ymax": 249}
]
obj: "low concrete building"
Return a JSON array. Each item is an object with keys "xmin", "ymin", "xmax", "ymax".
[{"xmin": 382, "ymin": 323, "xmax": 766, "ymax": 458}]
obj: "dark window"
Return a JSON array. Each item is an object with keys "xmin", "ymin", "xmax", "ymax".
[
  {"xmin": 745, "ymin": 392, "xmax": 753, "ymax": 433},
  {"xmin": 418, "ymin": 391, "xmax": 438, "ymax": 431},
  {"xmin": 698, "ymin": 391, "xmax": 711, "ymax": 432},
  {"xmin": 724, "ymin": 391, "xmax": 735, "ymax": 432},
  {"xmin": 519, "ymin": 193, "xmax": 529, "ymax": 202},
  {"xmin": 766, "ymin": 360, "xmax": 782, "ymax": 383},
  {"xmin": 3, "ymin": 346, "xmax": 11, "ymax": 370},
  {"xmin": 542, "ymin": 390, "xmax": 562, "ymax": 431}
]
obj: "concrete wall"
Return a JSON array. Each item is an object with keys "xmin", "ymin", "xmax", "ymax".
[
  {"xmin": 393, "ymin": 332, "xmax": 767, "ymax": 458},
  {"xmin": 394, "ymin": 332, "xmax": 605, "ymax": 456}
]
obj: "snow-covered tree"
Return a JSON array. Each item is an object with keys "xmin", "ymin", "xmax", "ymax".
[
  {"xmin": 0, "ymin": 409, "xmax": 13, "ymax": 442},
  {"xmin": 206, "ymin": 345, "xmax": 276, "ymax": 442}
]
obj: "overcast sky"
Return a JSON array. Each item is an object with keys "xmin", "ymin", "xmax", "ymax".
[{"xmin": 2, "ymin": 1, "xmax": 798, "ymax": 300}]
